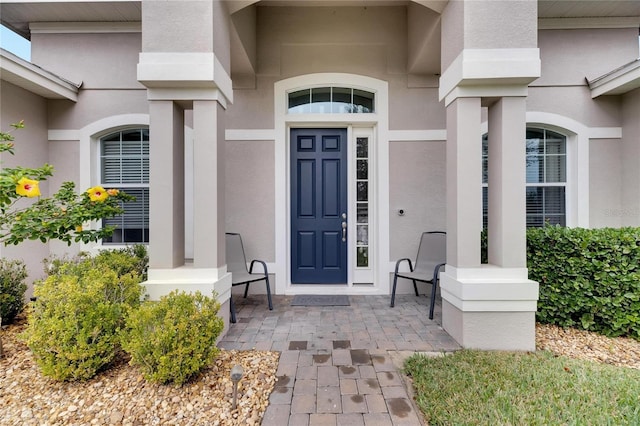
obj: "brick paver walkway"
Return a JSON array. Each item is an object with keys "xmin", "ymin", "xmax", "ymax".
[{"xmin": 217, "ymin": 294, "xmax": 461, "ymax": 426}]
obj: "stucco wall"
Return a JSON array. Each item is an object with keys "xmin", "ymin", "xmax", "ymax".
[
  {"xmin": 441, "ymin": 0, "xmax": 537, "ymax": 73},
  {"xmin": 464, "ymin": 0, "xmax": 537, "ymax": 50},
  {"xmin": 256, "ymin": 6, "xmax": 407, "ymax": 78},
  {"xmin": 389, "ymin": 141, "xmax": 446, "ymax": 260},
  {"xmin": 621, "ymin": 88, "xmax": 640, "ymax": 226},
  {"xmin": 30, "ymin": 32, "xmax": 147, "ymax": 131},
  {"xmin": 227, "ymin": 5, "xmax": 442, "ymax": 131},
  {"xmin": 589, "ymin": 139, "xmax": 622, "ymax": 228},
  {"xmin": 527, "ymin": 27, "xmax": 637, "ymax": 130},
  {"xmin": 537, "ymin": 28, "xmax": 640, "ymax": 86},
  {"xmin": 31, "ymin": 32, "xmax": 143, "ymax": 89},
  {"xmin": 47, "ymin": 139, "xmax": 83, "ymax": 257},
  {"xmin": 226, "ymin": 75, "xmax": 276, "ymax": 129},
  {"xmin": 142, "ymin": 1, "xmax": 213, "ymax": 53},
  {"xmin": 0, "ymin": 81, "xmax": 51, "ymax": 294},
  {"xmin": 527, "ymin": 86, "xmax": 622, "ymax": 128},
  {"xmin": 389, "ymin": 84, "xmax": 445, "ymax": 130},
  {"xmin": 224, "ymin": 140, "xmax": 275, "ymax": 262},
  {"xmin": 47, "ymin": 91, "xmax": 148, "ymax": 131},
  {"xmin": 440, "ymin": 0, "xmax": 464, "ymax": 72}
]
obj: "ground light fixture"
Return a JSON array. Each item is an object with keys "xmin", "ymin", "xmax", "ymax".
[{"xmin": 230, "ymin": 364, "xmax": 244, "ymax": 410}]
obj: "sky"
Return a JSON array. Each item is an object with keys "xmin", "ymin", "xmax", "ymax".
[{"xmin": 0, "ymin": 24, "xmax": 31, "ymax": 61}]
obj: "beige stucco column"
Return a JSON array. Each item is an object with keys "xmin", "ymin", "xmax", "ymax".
[
  {"xmin": 438, "ymin": 0, "xmax": 540, "ymax": 351},
  {"xmin": 137, "ymin": 0, "xmax": 234, "ymax": 328},
  {"xmin": 147, "ymin": 100, "xmax": 185, "ymax": 269},
  {"xmin": 440, "ymin": 97, "xmax": 540, "ymax": 350},
  {"xmin": 192, "ymin": 100, "xmax": 226, "ymax": 269},
  {"xmin": 487, "ymin": 97, "xmax": 527, "ymax": 268},
  {"xmin": 445, "ymin": 97, "xmax": 483, "ymax": 268}
]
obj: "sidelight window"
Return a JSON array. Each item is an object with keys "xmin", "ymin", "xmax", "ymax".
[{"xmin": 356, "ymin": 137, "xmax": 370, "ymax": 267}]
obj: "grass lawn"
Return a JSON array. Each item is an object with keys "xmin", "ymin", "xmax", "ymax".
[{"xmin": 404, "ymin": 350, "xmax": 640, "ymax": 426}]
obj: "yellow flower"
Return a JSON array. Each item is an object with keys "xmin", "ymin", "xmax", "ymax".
[
  {"xmin": 16, "ymin": 177, "xmax": 41, "ymax": 198},
  {"xmin": 86, "ymin": 186, "xmax": 108, "ymax": 202},
  {"xmin": 106, "ymin": 188, "xmax": 120, "ymax": 196},
  {"xmin": 76, "ymin": 225, "xmax": 83, "ymax": 232}
]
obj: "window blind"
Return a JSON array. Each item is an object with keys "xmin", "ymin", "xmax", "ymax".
[{"xmin": 100, "ymin": 129, "xmax": 149, "ymax": 243}]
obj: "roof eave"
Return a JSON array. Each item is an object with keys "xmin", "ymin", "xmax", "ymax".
[
  {"xmin": 588, "ymin": 59, "xmax": 640, "ymax": 98},
  {"xmin": 0, "ymin": 48, "xmax": 79, "ymax": 101}
]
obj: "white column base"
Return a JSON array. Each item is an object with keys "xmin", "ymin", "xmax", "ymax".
[
  {"xmin": 143, "ymin": 265, "xmax": 233, "ymax": 333},
  {"xmin": 440, "ymin": 265, "xmax": 539, "ymax": 351}
]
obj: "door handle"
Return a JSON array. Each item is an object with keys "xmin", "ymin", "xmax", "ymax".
[{"xmin": 342, "ymin": 221, "xmax": 347, "ymax": 242}]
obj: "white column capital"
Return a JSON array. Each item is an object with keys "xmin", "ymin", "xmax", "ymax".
[
  {"xmin": 138, "ymin": 52, "xmax": 233, "ymax": 106},
  {"xmin": 439, "ymin": 48, "xmax": 541, "ymax": 106}
]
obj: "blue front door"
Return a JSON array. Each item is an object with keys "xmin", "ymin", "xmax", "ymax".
[{"xmin": 291, "ymin": 128, "xmax": 348, "ymax": 284}]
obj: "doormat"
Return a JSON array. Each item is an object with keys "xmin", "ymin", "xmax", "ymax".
[{"xmin": 291, "ymin": 295, "xmax": 350, "ymax": 306}]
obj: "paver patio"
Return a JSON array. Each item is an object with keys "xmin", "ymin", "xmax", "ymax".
[{"xmin": 217, "ymin": 294, "xmax": 461, "ymax": 426}]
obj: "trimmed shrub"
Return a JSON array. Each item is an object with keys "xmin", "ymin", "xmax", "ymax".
[
  {"xmin": 21, "ymin": 254, "xmax": 144, "ymax": 381},
  {"xmin": 94, "ymin": 245, "xmax": 148, "ymax": 281},
  {"xmin": 528, "ymin": 226, "xmax": 640, "ymax": 339},
  {"xmin": 44, "ymin": 245, "xmax": 148, "ymax": 280},
  {"xmin": 0, "ymin": 258, "xmax": 28, "ymax": 325},
  {"xmin": 120, "ymin": 291, "xmax": 224, "ymax": 385}
]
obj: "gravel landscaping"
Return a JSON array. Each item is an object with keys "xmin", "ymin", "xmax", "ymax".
[
  {"xmin": 0, "ymin": 314, "xmax": 279, "ymax": 426},
  {"xmin": 535, "ymin": 322, "xmax": 640, "ymax": 369},
  {"xmin": 1, "ymin": 314, "xmax": 639, "ymax": 425}
]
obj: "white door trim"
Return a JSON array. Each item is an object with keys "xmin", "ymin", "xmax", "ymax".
[{"xmin": 274, "ymin": 73, "xmax": 390, "ymax": 295}]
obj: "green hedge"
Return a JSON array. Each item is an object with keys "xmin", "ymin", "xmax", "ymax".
[
  {"xmin": 21, "ymin": 250, "xmax": 145, "ymax": 381},
  {"xmin": 0, "ymin": 258, "xmax": 27, "ymax": 325},
  {"xmin": 527, "ymin": 226, "xmax": 640, "ymax": 340},
  {"xmin": 483, "ymin": 227, "xmax": 640, "ymax": 339},
  {"xmin": 120, "ymin": 290, "xmax": 224, "ymax": 385}
]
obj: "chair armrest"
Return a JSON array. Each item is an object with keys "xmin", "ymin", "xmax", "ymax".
[
  {"xmin": 394, "ymin": 258, "xmax": 414, "ymax": 274},
  {"xmin": 249, "ymin": 259, "xmax": 268, "ymax": 274}
]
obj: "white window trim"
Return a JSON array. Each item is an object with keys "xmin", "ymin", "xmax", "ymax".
[
  {"xmin": 482, "ymin": 126, "xmax": 569, "ymax": 227},
  {"xmin": 481, "ymin": 112, "xmax": 622, "ymax": 228},
  {"xmin": 47, "ymin": 114, "xmax": 150, "ymax": 252}
]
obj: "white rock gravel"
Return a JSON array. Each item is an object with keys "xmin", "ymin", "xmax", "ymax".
[{"xmin": 0, "ymin": 316, "xmax": 279, "ymax": 426}]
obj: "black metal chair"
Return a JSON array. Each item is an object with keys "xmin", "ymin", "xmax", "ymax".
[
  {"xmin": 390, "ymin": 231, "xmax": 446, "ymax": 320},
  {"xmin": 225, "ymin": 232, "xmax": 273, "ymax": 323}
]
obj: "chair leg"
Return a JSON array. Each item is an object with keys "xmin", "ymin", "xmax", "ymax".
[
  {"xmin": 265, "ymin": 276, "xmax": 273, "ymax": 310},
  {"xmin": 230, "ymin": 295, "xmax": 237, "ymax": 324},
  {"xmin": 412, "ymin": 280, "xmax": 419, "ymax": 296},
  {"xmin": 243, "ymin": 283, "xmax": 250, "ymax": 298},
  {"xmin": 390, "ymin": 274, "xmax": 399, "ymax": 307},
  {"xmin": 428, "ymin": 279, "xmax": 438, "ymax": 320}
]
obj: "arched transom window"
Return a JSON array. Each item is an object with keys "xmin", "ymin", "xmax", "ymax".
[{"xmin": 288, "ymin": 86, "xmax": 375, "ymax": 114}]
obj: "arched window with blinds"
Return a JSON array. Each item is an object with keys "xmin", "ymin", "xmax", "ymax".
[
  {"xmin": 100, "ymin": 128, "xmax": 149, "ymax": 243},
  {"xmin": 482, "ymin": 128, "xmax": 567, "ymax": 228}
]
